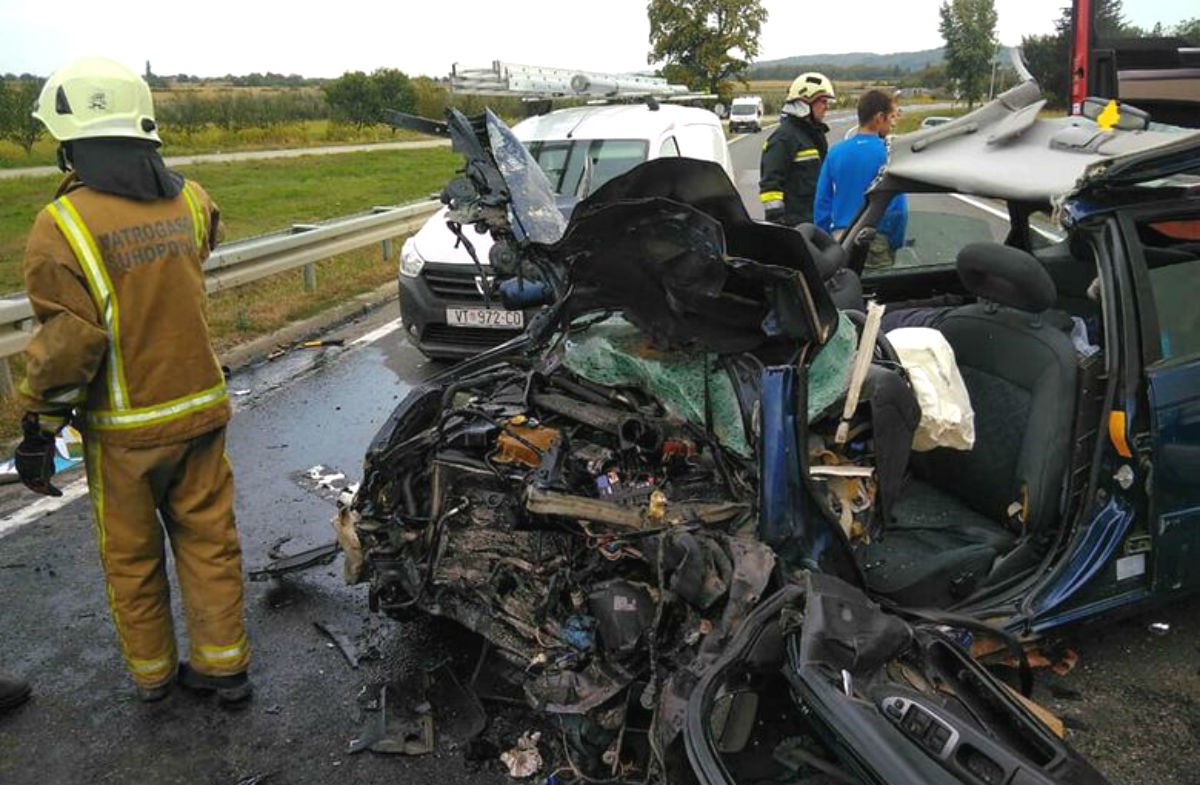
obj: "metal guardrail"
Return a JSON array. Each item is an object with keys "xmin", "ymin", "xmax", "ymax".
[{"xmin": 0, "ymin": 197, "xmax": 442, "ymax": 391}]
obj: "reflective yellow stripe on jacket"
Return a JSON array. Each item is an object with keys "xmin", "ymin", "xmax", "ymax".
[
  {"xmin": 47, "ymin": 190, "xmax": 227, "ymax": 433},
  {"xmin": 793, "ymin": 148, "xmax": 821, "ymax": 162},
  {"xmin": 47, "ymin": 197, "xmax": 131, "ymax": 410},
  {"xmin": 180, "ymin": 183, "xmax": 208, "ymax": 251},
  {"xmin": 88, "ymin": 382, "xmax": 228, "ymax": 431},
  {"xmin": 760, "ymin": 190, "xmax": 785, "ymax": 203}
]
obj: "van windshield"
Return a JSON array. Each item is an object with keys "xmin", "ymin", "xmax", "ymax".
[
  {"xmin": 526, "ymin": 139, "xmax": 649, "ymax": 197},
  {"xmin": 731, "ymin": 105, "xmax": 757, "ymax": 115}
]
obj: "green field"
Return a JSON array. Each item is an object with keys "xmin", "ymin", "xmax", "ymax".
[
  {"xmin": 0, "ymin": 120, "xmax": 429, "ymax": 169},
  {"xmin": 0, "ymin": 146, "xmax": 459, "ymax": 293}
]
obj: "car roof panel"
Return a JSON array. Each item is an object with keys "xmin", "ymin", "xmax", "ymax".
[{"xmin": 884, "ymin": 81, "xmax": 1200, "ymax": 203}]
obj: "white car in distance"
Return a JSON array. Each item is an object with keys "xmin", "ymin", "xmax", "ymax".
[{"xmin": 398, "ymin": 102, "xmax": 734, "ymax": 359}]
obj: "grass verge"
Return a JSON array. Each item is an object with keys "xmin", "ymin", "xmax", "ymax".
[{"xmin": 1, "ymin": 146, "xmax": 459, "ymax": 291}]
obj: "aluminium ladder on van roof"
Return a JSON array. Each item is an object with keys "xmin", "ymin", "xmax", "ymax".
[{"xmin": 449, "ymin": 61, "xmax": 714, "ymax": 102}]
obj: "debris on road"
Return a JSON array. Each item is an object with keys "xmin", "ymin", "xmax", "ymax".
[
  {"xmin": 296, "ymin": 464, "xmax": 358, "ymax": 505},
  {"xmin": 313, "ymin": 620, "xmax": 360, "ymax": 668},
  {"xmin": 248, "ymin": 538, "xmax": 339, "ymax": 582},
  {"xmin": 1148, "ymin": 622, "xmax": 1171, "ymax": 637},
  {"xmin": 266, "ymin": 338, "xmax": 345, "ymax": 361},
  {"xmin": 500, "ymin": 731, "xmax": 543, "ymax": 779},
  {"xmin": 348, "ymin": 683, "xmax": 435, "ymax": 756},
  {"xmin": 233, "ymin": 774, "xmax": 273, "ymax": 785}
]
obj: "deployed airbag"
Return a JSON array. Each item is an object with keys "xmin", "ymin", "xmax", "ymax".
[{"xmin": 887, "ymin": 327, "xmax": 975, "ymax": 451}]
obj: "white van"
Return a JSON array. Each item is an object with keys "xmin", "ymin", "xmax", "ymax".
[
  {"xmin": 399, "ymin": 103, "xmax": 734, "ymax": 358},
  {"xmin": 729, "ymin": 95, "xmax": 764, "ymax": 133}
]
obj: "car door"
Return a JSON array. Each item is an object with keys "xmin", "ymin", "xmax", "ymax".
[{"xmin": 1124, "ymin": 206, "xmax": 1200, "ymax": 593}]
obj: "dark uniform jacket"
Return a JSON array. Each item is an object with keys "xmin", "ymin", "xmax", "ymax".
[
  {"xmin": 759, "ymin": 114, "xmax": 830, "ymax": 227},
  {"xmin": 20, "ymin": 175, "xmax": 230, "ymax": 447}
]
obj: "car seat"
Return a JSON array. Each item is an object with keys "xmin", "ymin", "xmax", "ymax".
[{"xmin": 861, "ymin": 243, "xmax": 1078, "ymax": 607}]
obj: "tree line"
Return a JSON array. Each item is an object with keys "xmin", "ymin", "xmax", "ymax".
[{"xmin": 0, "ymin": 68, "xmax": 526, "ymax": 156}]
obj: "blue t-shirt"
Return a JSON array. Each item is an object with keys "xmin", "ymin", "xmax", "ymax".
[{"xmin": 814, "ymin": 133, "xmax": 907, "ymax": 250}]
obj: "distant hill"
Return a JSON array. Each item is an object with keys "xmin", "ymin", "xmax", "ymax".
[{"xmin": 749, "ymin": 48, "xmax": 945, "ymax": 79}]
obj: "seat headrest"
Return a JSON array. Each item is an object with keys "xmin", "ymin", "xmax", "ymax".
[
  {"xmin": 956, "ymin": 243, "xmax": 1057, "ymax": 313},
  {"xmin": 796, "ymin": 223, "xmax": 849, "ymax": 281}
]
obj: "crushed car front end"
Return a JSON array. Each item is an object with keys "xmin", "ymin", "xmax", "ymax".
[{"xmin": 335, "ymin": 107, "xmax": 1114, "ymax": 784}]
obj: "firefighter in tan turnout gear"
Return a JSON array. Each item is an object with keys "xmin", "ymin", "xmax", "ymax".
[{"xmin": 15, "ymin": 56, "xmax": 251, "ymax": 704}]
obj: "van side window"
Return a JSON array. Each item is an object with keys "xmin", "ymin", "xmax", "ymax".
[
  {"xmin": 1139, "ymin": 216, "xmax": 1200, "ymax": 362},
  {"xmin": 659, "ymin": 137, "xmax": 681, "ymax": 157}
]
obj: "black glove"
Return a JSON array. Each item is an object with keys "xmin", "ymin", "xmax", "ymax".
[{"xmin": 15, "ymin": 412, "xmax": 64, "ymax": 497}]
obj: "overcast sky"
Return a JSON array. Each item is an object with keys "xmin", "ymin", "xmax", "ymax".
[{"xmin": 2, "ymin": 0, "xmax": 1194, "ymax": 79}]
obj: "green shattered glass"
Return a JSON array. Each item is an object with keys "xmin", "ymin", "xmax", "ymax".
[
  {"xmin": 562, "ymin": 313, "xmax": 854, "ymax": 458},
  {"xmin": 807, "ymin": 311, "xmax": 855, "ymax": 418}
]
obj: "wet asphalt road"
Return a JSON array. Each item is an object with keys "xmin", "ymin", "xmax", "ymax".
[
  {"xmin": 0, "ymin": 311, "xmax": 506, "ymax": 785},
  {"xmin": 2, "ymin": 126, "xmax": 1199, "ymax": 784}
]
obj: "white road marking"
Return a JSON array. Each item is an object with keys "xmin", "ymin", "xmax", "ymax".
[
  {"xmin": 352, "ymin": 317, "xmax": 404, "ymax": 346},
  {"xmin": 0, "ymin": 477, "xmax": 90, "ymax": 539}
]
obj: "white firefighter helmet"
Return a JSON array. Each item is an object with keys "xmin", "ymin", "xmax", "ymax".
[
  {"xmin": 32, "ymin": 56, "xmax": 161, "ymax": 144},
  {"xmin": 786, "ymin": 72, "xmax": 836, "ymax": 104}
]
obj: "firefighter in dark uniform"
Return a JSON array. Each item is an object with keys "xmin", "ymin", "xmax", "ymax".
[
  {"xmin": 15, "ymin": 57, "xmax": 251, "ymax": 704},
  {"xmin": 759, "ymin": 72, "xmax": 836, "ymax": 227}
]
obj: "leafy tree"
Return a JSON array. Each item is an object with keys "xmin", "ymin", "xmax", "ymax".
[
  {"xmin": 647, "ymin": 0, "xmax": 767, "ymax": 98},
  {"xmin": 938, "ymin": 0, "xmax": 998, "ymax": 107},
  {"xmin": 1020, "ymin": 6, "xmax": 1071, "ymax": 107},
  {"xmin": 323, "ymin": 71, "xmax": 379, "ymax": 129},
  {"xmin": 0, "ymin": 77, "xmax": 47, "ymax": 154},
  {"xmin": 412, "ymin": 76, "xmax": 451, "ymax": 120},
  {"xmin": 371, "ymin": 68, "xmax": 417, "ymax": 116},
  {"xmin": 323, "ymin": 69, "xmax": 418, "ymax": 130},
  {"xmin": 1171, "ymin": 17, "xmax": 1199, "ymax": 44},
  {"xmin": 1021, "ymin": 30, "xmax": 1070, "ymax": 107},
  {"xmin": 1092, "ymin": 0, "xmax": 1131, "ymax": 40}
]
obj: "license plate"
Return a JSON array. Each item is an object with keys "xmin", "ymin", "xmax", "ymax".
[{"xmin": 445, "ymin": 307, "xmax": 524, "ymax": 329}]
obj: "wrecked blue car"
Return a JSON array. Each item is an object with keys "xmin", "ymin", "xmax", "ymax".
[{"xmin": 333, "ymin": 85, "xmax": 1199, "ymax": 782}]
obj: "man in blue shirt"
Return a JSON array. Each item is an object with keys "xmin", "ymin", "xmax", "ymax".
[{"xmin": 814, "ymin": 90, "xmax": 908, "ymax": 269}]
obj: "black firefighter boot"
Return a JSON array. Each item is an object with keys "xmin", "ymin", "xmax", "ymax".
[
  {"xmin": 177, "ymin": 663, "xmax": 252, "ymax": 705},
  {"xmin": 0, "ymin": 673, "xmax": 32, "ymax": 713}
]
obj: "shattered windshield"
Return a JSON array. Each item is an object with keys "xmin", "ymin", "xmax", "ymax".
[{"xmin": 486, "ymin": 109, "xmax": 567, "ymax": 245}]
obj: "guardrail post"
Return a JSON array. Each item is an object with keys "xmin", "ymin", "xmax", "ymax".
[
  {"xmin": 0, "ymin": 359, "xmax": 12, "ymax": 398},
  {"xmin": 292, "ymin": 223, "xmax": 319, "ymax": 293},
  {"xmin": 382, "ymin": 238, "xmax": 394, "ymax": 261}
]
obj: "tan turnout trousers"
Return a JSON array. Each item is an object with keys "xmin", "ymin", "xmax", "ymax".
[{"xmin": 84, "ymin": 428, "xmax": 248, "ymax": 687}]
